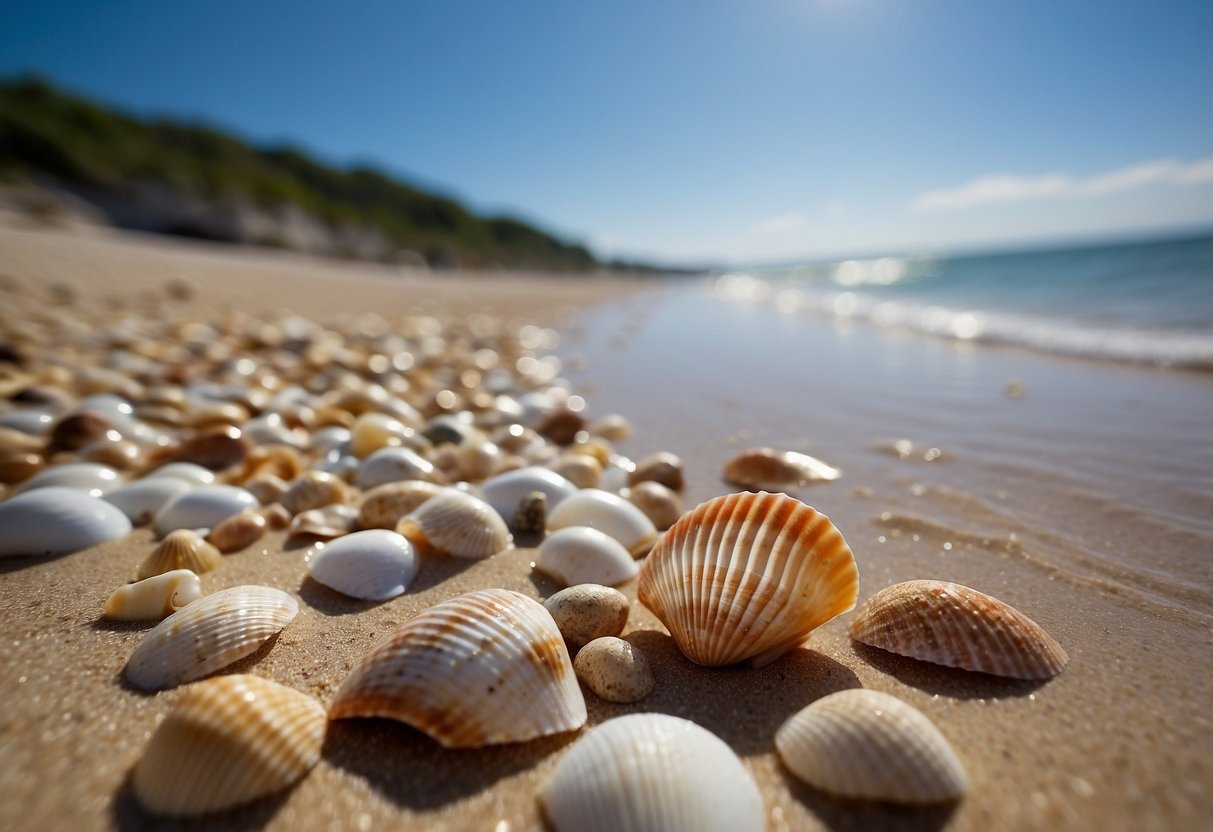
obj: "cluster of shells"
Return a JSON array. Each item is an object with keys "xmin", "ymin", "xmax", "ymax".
[{"xmin": 0, "ymin": 295, "xmax": 1069, "ymax": 823}]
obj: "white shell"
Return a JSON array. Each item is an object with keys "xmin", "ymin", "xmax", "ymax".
[
  {"xmin": 0, "ymin": 487, "xmax": 132, "ymax": 557},
  {"xmin": 154, "ymin": 484, "xmax": 258, "ymax": 536},
  {"xmin": 775, "ymin": 689, "xmax": 968, "ymax": 803},
  {"xmin": 480, "ymin": 466, "xmax": 578, "ymax": 523},
  {"xmin": 105, "ymin": 570, "xmax": 203, "ymax": 620},
  {"xmin": 13, "ymin": 462, "xmax": 121, "ymax": 496},
  {"xmin": 396, "ymin": 488, "xmax": 513, "ymax": 559},
  {"xmin": 354, "ymin": 446, "xmax": 440, "ymax": 490},
  {"xmin": 143, "ymin": 462, "xmax": 217, "ymax": 486},
  {"xmin": 540, "ymin": 714, "xmax": 764, "ymax": 832},
  {"xmin": 535, "ymin": 526, "xmax": 639, "ymax": 587},
  {"xmin": 306, "ymin": 530, "xmax": 419, "ymax": 601},
  {"xmin": 124, "ymin": 585, "xmax": 298, "ymax": 690},
  {"xmin": 546, "ymin": 489, "xmax": 658, "ymax": 557},
  {"xmin": 102, "ymin": 478, "xmax": 192, "ymax": 525}
]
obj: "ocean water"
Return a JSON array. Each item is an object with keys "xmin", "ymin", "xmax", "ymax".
[{"xmin": 713, "ymin": 232, "xmax": 1213, "ymax": 369}]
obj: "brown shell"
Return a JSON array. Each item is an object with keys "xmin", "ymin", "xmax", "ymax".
[
  {"xmin": 357, "ymin": 480, "xmax": 444, "ymax": 529},
  {"xmin": 137, "ymin": 529, "xmax": 222, "ymax": 579},
  {"xmin": 723, "ymin": 447, "xmax": 841, "ymax": 491},
  {"xmin": 280, "ymin": 470, "xmax": 350, "ymax": 516},
  {"xmin": 207, "ymin": 511, "xmax": 267, "ymax": 553}
]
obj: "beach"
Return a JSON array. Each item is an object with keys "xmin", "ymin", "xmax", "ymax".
[{"xmin": 1, "ymin": 221, "xmax": 1210, "ymax": 832}]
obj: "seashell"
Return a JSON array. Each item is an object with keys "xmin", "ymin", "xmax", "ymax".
[
  {"xmin": 599, "ymin": 454, "xmax": 635, "ymax": 493},
  {"xmin": 169, "ymin": 425, "xmax": 250, "ymax": 470},
  {"xmin": 349, "ymin": 411, "xmax": 417, "ymax": 458},
  {"xmin": 236, "ymin": 445, "xmax": 305, "ymax": 484},
  {"xmin": 280, "ymin": 470, "xmax": 350, "ymax": 516},
  {"xmin": 0, "ymin": 487, "xmax": 132, "ymax": 557},
  {"xmin": 47, "ymin": 410, "xmax": 112, "ymax": 452},
  {"xmin": 723, "ymin": 446, "xmax": 841, "ymax": 490},
  {"xmin": 305, "ymin": 529, "xmax": 418, "ymax": 601},
  {"xmin": 288, "ymin": 504, "xmax": 359, "ymax": 541},
  {"xmin": 242, "ymin": 413, "xmax": 308, "ymax": 448},
  {"xmin": 138, "ymin": 529, "xmax": 222, "ymax": 579},
  {"xmin": 512, "ymin": 489, "xmax": 547, "ymax": 534},
  {"xmin": 775, "ymin": 689, "xmax": 968, "ymax": 803},
  {"xmin": 13, "ymin": 462, "xmax": 121, "ymax": 497},
  {"xmin": 102, "ymin": 477, "xmax": 192, "ymax": 525},
  {"xmin": 544, "ymin": 584, "xmax": 630, "ymax": 651},
  {"xmin": 573, "ymin": 637, "xmax": 654, "ymax": 703},
  {"xmin": 535, "ymin": 405, "xmax": 586, "ymax": 446},
  {"xmin": 535, "ymin": 526, "xmax": 639, "ymax": 588},
  {"xmin": 588, "ymin": 413, "xmax": 632, "ymax": 442},
  {"xmin": 546, "ymin": 489, "xmax": 658, "ymax": 558},
  {"xmin": 308, "ymin": 425, "xmax": 352, "ymax": 456},
  {"xmin": 132, "ymin": 674, "xmax": 325, "ymax": 816},
  {"xmin": 550, "ymin": 453, "xmax": 602, "ymax": 489},
  {"xmin": 79, "ymin": 435, "xmax": 143, "ymax": 470},
  {"xmin": 421, "ymin": 414, "xmax": 476, "ymax": 446},
  {"xmin": 0, "ymin": 425, "xmax": 45, "ymax": 454},
  {"xmin": 638, "ymin": 491, "xmax": 859, "ymax": 667},
  {"xmin": 0, "ymin": 409, "xmax": 54, "ymax": 436},
  {"xmin": 105, "ymin": 569, "xmax": 203, "ymax": 621},
  {"xmin": 144, "ymin": 462, "xmax": 216, "ymax": 486},
  {"xmin": 539, "ymin": 713, "xmax": 764, "ymax": 832},
  {"xmin": 0, "ymin": 450, "xmax": 43, "ymax": 484},
  {"xmin": 624, "ymin": 480, "xmax": 683, "ymax": 531},
  {"xmin": 480, "ymin": 465, "xmax": 578, "ymax": 524},
  {"xmin": 243, "ymin": 472, "xmax": 289, "ymax": 506},
  {"xmin": 329, "ymin": 588, "xmax": 586, "ymax": 747},
  {"xmin": 629, "ymin": 451, "xmax": 685, "ymax": 492},
  {"xmin": 354, "ymin": 446, "xmax": 442, "ymax": 491},
  {"xmin": 183, "ymin": 401, "xmax": 249, "ymax": 430},
  {"xmin": 207, "ymin": 510, "xmax": 267, "ymax": 553},
  {"xmin": 124, "ymin": 585, "xmax": 298, "ymax": 691},
  {"xmin": 154, "ymin": 484, "xmax": 258, "ymax": 537},
  {"xmin": 357, "ymin": 480, "xmax": 444, "ymax": 529},
  {"xmin": 453, "ymin": 439, "xmax": 501, "ymax": 481},
  {"xmin": 849, "ymin": 580, "xmax": 1068, "ymax": 679},
  {"xmin": 396, "ymin": 488, "xmax": 512, "ymax": 559},
  {"xmin": 260, "ymin": 503, "xmax": 291, "ymax": 531}
]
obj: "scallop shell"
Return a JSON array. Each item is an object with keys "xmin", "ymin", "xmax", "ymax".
[
  {"xmin": 546, "ymin": 489, "xmax": 659, "ymax": 558},
  {"xmin": 0, "ymin": 487, "xmax": 132, "ymax": 558},
  {"xmin": 154, "ymin": 485, "xmax": 258, "ymax": 536},
  {"xmin": 637, "ymin": 491, "xmax": 859, "ymax": 667},
  {"xmin": 132, "ymin": 674, "xmax": 326, "ymax": 816},
  {"xmin": 396, "ymin": 488, "xmax": 512, "ymax": 559},
  {"xmin": 480, "ymin": 466, "xmax": 578, "ymax": 524},
  {"xmin": 207, "ymin": 510, "xmax": 267, "ymax": 553},
  {"xmin": 143, "ymin": 462, "xmax": 217, "ymax": 486},
  {"xmin": 102, "ymin": 477, "xmax": 192, "ymax": 525},
  {"xmin": 138, "ymin": 529, "xmax": 222, "ymax": 579},
  {"xmin": 354, "ymin": 446, "xmax": 442, "ymax": 490},
  {"xmin": 357, "ymin": 480, "xmax": 444, "ymax": 529},
  {"xmin": 13, "ymin": 462, "xmax": 121, "ymax": 497},
  {"xmin": 306, "ymin": 530, "xmax": 419, "ymax": 601},
  {"xmin": 124, "ymin": 585, "xmax": 298, "ymax": 691},
  {"xmin": 723, "ymin": 447, "xmax": 841, "ymax": 490},
  {"xmin": 105, "ymin": 569, "xmax": 203, "ymax": 621},
  {"xmin": 539, "ymin": 713, "xmax": 764, "ymax": 832},
  {"xmin": 849, "ymin": 580, "xmax": 1068, "ymax": 679},
  {"xmin": 535, "ymin": 526, "xmax": 639, "ymax": 588},
  {"xmin": 329, "ymin": 588, "xmax": 585, "ymax": 747},
  {"xmin": 280, "ymin": 470, "xmax": 350, "ymax": 516},
  {"xmin": 775, "ymin": 689, "xmax": 968, "ymax": 803}
]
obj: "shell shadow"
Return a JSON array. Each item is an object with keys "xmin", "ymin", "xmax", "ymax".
[
  {"xmin": 851, "ymin": 642, "xmax": 1050, "ymax": 700},
  {"xmin": 406, "ymin": 554, "xmax": 479, "ymax": 593},
  {"xmin": 110, "ymin": 771, "xmax": 292, "ymax": 832},
  {"xmin": 90, "ymin": 615, "xmax": 157, "ymax": 633},
  {"xmin": 114, "ymin": 632, "xmax": 284, "ymax": 695},
  {"xmin": 0, "ymin": 553, "xmax": 68, "ymax": 574},
  {"xmin": 782, "ymin": 773, "xmax": 959, "ymax": 832},
  {"xmin": 297, "ymin": 576, "xmax": 383, "ymax": 616}
]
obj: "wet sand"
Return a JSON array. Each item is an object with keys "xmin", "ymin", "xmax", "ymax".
[{"xmin": 1, "ymin": 223, "xmax": 1210, "ymax": 831}]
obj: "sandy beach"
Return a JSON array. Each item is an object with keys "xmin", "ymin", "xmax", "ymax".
[{"xmin": 1, "ymin": 222, "xmax": 1210, "ymax": 832}]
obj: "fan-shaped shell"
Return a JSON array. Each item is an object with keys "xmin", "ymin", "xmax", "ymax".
[
  {"xmin": 637, "ymin": 491, "xmax": 858, "ymax": 667},
  {"xmin": 0, "ymin": 487, "xmax": 132, "ymax": 557},
  {"xmin": 105, "ymin": 569, "xmax": 203, "ymax": 621},
  {"xmin": 535, "ymin": 526, "xmax": 639, "ymax": 587},
  {"xmin": 547, "ymin": 488, "xmax": 658, "ymax": 557},
  {"xmin": 775, "ymin": 689, "xmax": 968, "ymax": 803},
  {"xmin": 154, "ymin": 485, "xmax": 258, "ymax": 536},
  {"xmin": 102, "ymin": 478, "xmax": 192, "ymax": 525},
  {"xmin": 480, "ymin": 466, "xmax": 578, "ymax": 524},
  {"xmin": 539, "ymin": 713, "xmax": 764, "ymax": 832},
  {"xmin": 329, "ymin": 588, "xmax": 586, "ymax": 747},
  {"xmin": 306, "ymin": 530, "xmax": 419, "ymax": 601},
  {"xmin": 357, "ymin": 480, "xmax": 444, "ymax": 529},
  {"xmin": 125, "ymin": 585, "xmax": 298, "ymax": 691},
  {"xmin": 132, "ymin": 674, "xmax": 325, "ymax": 816},
  {"xmin": 849, "ymin": 580, "xmax": 1068, "ymax": 679},
  {"xmin": 723, "ymin": 447, "xmax": 841, "ymax": 490},
  {"xmin": 395, "ymin": 488, "xmax": 512, "ymax": 559},
  {"xmin": 137, "ymin": 529, "xmax": 221, "ymax": 579}
]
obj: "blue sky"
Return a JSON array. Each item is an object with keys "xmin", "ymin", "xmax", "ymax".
[{"xmin": 2, "ymin": 0, "xmax": 1210, "ymax": 265}]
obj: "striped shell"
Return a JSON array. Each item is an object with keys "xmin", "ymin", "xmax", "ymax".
[
  {"xmin": 395, "ymin": 488, "xmax": 512, "ymax": 559},
  {"xmin": 637, "ymin": 491, "xmax": 859, "ymax": 667},
  {"xmin": 125, "ymin": 585, "xmax": 298, "ymax": 691},
  {"xmin": 539, "ymin": 714, "xmax": 764, "ymax": 832},
  {"xmin": 137, "ymin": 529, "xmax": 221, "ymax": 579},
  {"xmin": 849, "ymin": 580, "xmax": 1068, "ymax": 679},
  {"xmin": 306, "ymin": 530, "xmax": 419, "ymax": 601},
  {"xmin": 329, "ymin": 588, "xmax": 586, "ymax": 747},
  {"xmin": 132, "ymin": 675, "xmax": 326, "ymax": 816},
  {"xmin": 547, "ymin": 488, "xmax": 658, "ymax": 557},
  {"xmin": 775, "ymin": 689, "xmax": 968, "ymax": 803},
  {"xmin": 105, "ymin": 569, "xmax": 203, "ymax": 621}
]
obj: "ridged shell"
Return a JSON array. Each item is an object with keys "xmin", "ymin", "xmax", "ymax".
[
  {"xmin": 125, "ymin": 585, "xmax": 298, "ymax": 691},
  {"xmin": 775, "ymin": 689, "xmax": 968, "ymax": 803},
  {"xmin": 723, "ymin": 447, "xmax": 841, "ymax": 490},
  {"xmin": 329, "ymin": 588, "xmax": 586, "ymax": 747},
  {"xmin": 546, "ymin": 489, "xmax": 658, "ymax": 557},
  {"xmin": 105, "ymin": 570, "xmax": 203, "ymax": 621},
  {"xmin": 154, "ymin": 485, "xmax": 258, "ymax": 536},
  {"xmin": 280, "ymin": 470, "xmax": 350, "ymax": 516},
  {"xmin": 354, "ymin": 446, "xmax": 442, "ymax": 490},
  {"xmin": 0, "ymin": 487, "xmax": 132, "ymax": 557},
  {"xmin": 137, "ymin": 529, "xmax": 222, "ymax": 579},
  {"xmin": 13, "ymin": 462, "xmax": 121, "ymax": 496},
  {"xmin": 396, "ymin": 489, "xmax": 512, "ymax": 559},
  {"xmin": 132, "ymin": 674, "xmax": 325, "ymax": 816},
  {"xmin": 539, "ymin": 714, "xmax": 764, "ymax": 832},
  {"xmin": 849, "ymin": 580, "xmax": 1068, "ymax": 679},
  {"xmin": 102, "ymin": 477, "xmax": 192, "ymax": 525},
  {"xmin": 480, "ymin": 466, "xmax": 578, "ymax": 524},
  {"xmin": 306, "ymin": 530, "xmax": 419, "ymax": 601},
  {"xmin": 637, "ymin": 491, "xmax": 859, "ymax": 667},
  {"xmin": 357, "ymin": 480, "xmax": 444, "ymax": 529},
  {"xmin": 535, "ymin": 526, "xmax": 639, "ymax": 588}
]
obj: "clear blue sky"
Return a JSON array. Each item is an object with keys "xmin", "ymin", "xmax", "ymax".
[{"xmin": 2, "ymin": 0, "xmax": 1210, "ymax": 265}]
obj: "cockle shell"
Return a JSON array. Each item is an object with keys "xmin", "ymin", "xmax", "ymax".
[
  {"xmin": 13, "ymin": 462, "xmax": 121, "ymax": 496},
  {"xmin": 849, "ymin": 580, "xmax": 1068, "ymax": 679},
  {"xmin": 329, "ymin": 588, "xmax": 586, "ymax": 747},
  {"xmin": 0, "ymin": 487, "xmax": 132, "ymax": 557},
  {"xmin": 138, "ymin": 529, "xmax": 222, "ymax": 579},
  {"xmin": 535, "ymin": 526, "xmax": 639, "ymax": 588},
  {"xmin": 306, "ymin": 530, "xmax": 419, "ymax": 601},
  {"xmin": 775, "ymin": 689, "xmax": 968, "ymax": 803},
  {"xmin": 132, "ymin": 674, "xmax": 326, "ymax": 816},
  {"xmin": 102, "ymin": 477, "xmax": 192, "ymax": 525},
  {"xmin": 539, "ymin": 714, "xmax": 764, "ymax": 832},
  {"xmin": 546, "ymin": 488, "xmax": 658, "ymax": 558},
  {"xmin": 125, "ymin": 585, "xmax": 298, "ymax": 691},
  {"xmin": 637, "ymin": 491, "xmax": 859, "ymax": 667},
  {"xmin": 357, "ymin": 480, "xmax": 444, "ymax": 529},
  {"xmin": 153, "ymin": 485, "xmax": 258, "ymax": 536},
  {"xmin": 480, "ymin": 466, "xmax": 578, "ymax": 525},
  {"xmin": 279, "ymin": 470, "xmax": 350, "ymax": 516},
  {"xmin": 723, "ymin": 447, "xmax": 841, "ymax": 490},
  {"xmin": 105, "ymin": 569, "xmax": 203, "ymax": 621},
  {"xmin": 354, "ymin": 446, "xmax": 443, "ymax": 490},
  {"xmin": 207, "ymin": 510, "xmax": 267, "ymax": 553},
  {"xmin": 396, "ymin": 488, "xmax": 512, "ymax": 559}
]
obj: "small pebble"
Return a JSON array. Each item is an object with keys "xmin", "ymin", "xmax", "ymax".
[
  {"xmin": 624, "ymin": 480, "xmax": 683, "ymax": 531},
  {"xmin": 544, "ymin": 584, "xmax": 629, "ymax": 652},
  {"xmin": 628, "ymin": 451, "xmax": 684, "ymax": 492},
  {"xmin": 573, "ymin": 637, "xmax": 654, "ymax": 703}
]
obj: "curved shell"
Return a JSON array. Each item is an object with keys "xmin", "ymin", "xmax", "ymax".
[
  {"xmin": 0, "ymin": 487, "xmax": 132, "ymax": 558},
  {"xmin": 105, "ymin": 569, "xmax": 203, "ymax": 621},
  {"xmin": 849, "ymin": 580, "xmax": 1068, "ymax": 679},
  {"xmin": 723, "ymin": 447, "xmax": 841, "ymax": 490},
  {"xmin": 13, "ymin": 462, "xmax": 121, "ymax": 497},
  {"xmin": 480, "ymin": 466, "xmax": 578, "ymax": 524},
  {"xmin": 125, "ymin": 585, "xmax": 298, "ymax": 691},
  {"xmin": 637, "ymin": 491, "xmax": 859, "ymax": 667},
  {"xmin": 207, "ymin": 511, "xmax": 267, "ymax": 553},
  {"xmin": 535, "ymin": 526, "xmax": 639, "ymax": 588},
  {"xmin": 539, "ymin": 714, "xmax": 764, "ymax": 832},
  {"xmin": 144, "ymin": 462, "xmax": 217, "ymax": 486},
  {"xmin": 137, "ymin": 529, "xmax": 222, "ymax": 579},
  {"xmin": 624, "ymin": 481, "xmax": 683, "ymax": 531},
  {"xmin": 133, "ymin": 674, "xmax": 325, "ymax": 816},
  {"xmin": 287, "ymin": 504, "xmax": 358, "ymax": 541},
  {"xmin": 102, "ymin": 478, "xmax": 192, "ymax": 525},
  {"xmin": 354, "ymin": 446, "xmax": 442, "ymax": 491},
  {"xmin": 357, "ymin": 480, "xmax": 444, "ymax": 530},
  {"xmin": 546, "ymin": 489, "xmax": 658, "ymax": 557},
  {"xmin": 280, "ymin": 470, "xmax": 350, "ymax": 516},
  {"xmin": 329, "ymin": 588, "xmax": 586, "ymax": 747},
  {"xmin": 396, "ymin": 489, "xmax": 512, "ymax": 559},
  {"xmin": 306, "ymin": 530, "xmax": 419, "ymax": 601},
  {"xmin": 775, "ymin": 689, "xmax": 968, "ymax": 803},
  {"xmin": 154, "ymin": 485, "xmax": 258, "ymax": 536}
]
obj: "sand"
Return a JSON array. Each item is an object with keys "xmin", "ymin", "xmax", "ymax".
[{"xmin": 1, "ymin": 222, "xmax": 1210, "ymax": 831}]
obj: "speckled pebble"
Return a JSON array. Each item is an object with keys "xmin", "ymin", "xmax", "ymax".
[
  {"xmin": 624, "ymin": 480, "xmax": 683, "ymax": 531},
  {"xmin": 573, "ymin": 636, "xmax": 654, "ymax": 703},
  {"xmin": 543, "ymin": 584, "xmax": 629, "ymax": 652}
]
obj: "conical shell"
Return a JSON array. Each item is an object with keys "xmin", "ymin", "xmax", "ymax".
[
  {"xmin": 775, "ymin": 689, "xmax": 968, "ymax": 804},
  {"xmin": 849, "ymin": 580, "xmax": 1068, "ymax": 679},
  {"xmin": 637, "ymin": 491, "xmax": 859, "ymax": 667},
  {"xmin": 539, "ymin": 713, "xmax": 764, "ymax": 832},
  {"xmin": 535, "ymin": 526, "xmax": 639, "ymax": 588},
  {"xmin": 357, "ymin": 480, "xmax": 444, "ymax": 529},
  {"xmin": 395, "ymin": 488, "xmax": 512, "ymax": 559},
  {"xmin": 546, "ymin": 488, "xmax": 658, "ymax": 557},
  {"xmin": 137, "ymin": 529, "xmax": 222, "ymax": 579},
  {"xmin": 125, "ymin": 585, "xmax": 298, "ymax": 691},
  {"xmin": 132, "ymin": 674, "xmax": 326, "ymax": 816},
  {"xmin": 306, "ymin": 530, "xmax": 419, "ymax": 601},
  {"xmin": 106, "ymin": 569, "xmax": 203, "ymax": 621},
  {"xmin": 329, "ymin": 588, "xmax": 586, "ymax": 747},
  {"xmin": 0, "ymin": 487, "xmax": 132, "ymax": 558}
]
